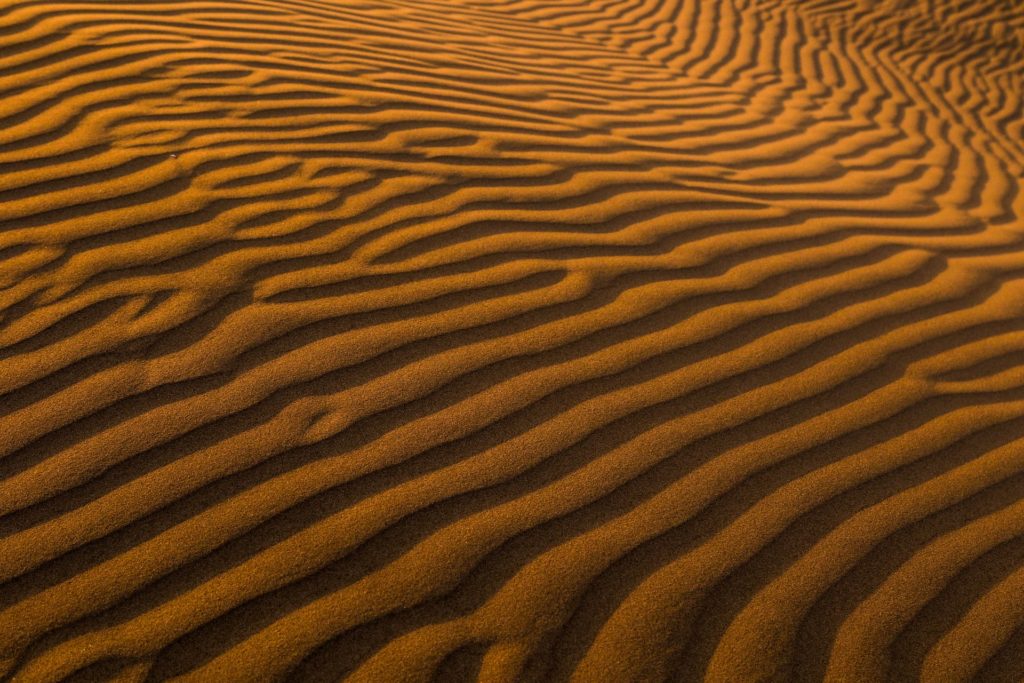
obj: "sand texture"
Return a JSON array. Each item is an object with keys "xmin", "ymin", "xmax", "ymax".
[{"xmin": 2, "ymin": 0, "xmax": 1024, "ymax": 680}]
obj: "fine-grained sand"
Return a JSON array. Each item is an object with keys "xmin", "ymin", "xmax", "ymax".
[{"xmin": 2, "ymin": 0, "xmax": 1023, "ymax": 680}]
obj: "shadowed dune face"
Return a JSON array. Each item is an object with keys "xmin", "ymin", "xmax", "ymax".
[{"xmin": 1, "ymin": 0, "xmax": 1023, "ymax": 680}]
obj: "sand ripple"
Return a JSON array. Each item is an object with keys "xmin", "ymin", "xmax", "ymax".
[{"xmin": 1, "ymin": 0, "xmax": 1023, "ymax": 680}]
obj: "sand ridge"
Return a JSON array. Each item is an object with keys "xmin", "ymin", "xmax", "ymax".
[{"xmin": 1, "ymin": 0, "xmax": 1023, "ymax": 680}]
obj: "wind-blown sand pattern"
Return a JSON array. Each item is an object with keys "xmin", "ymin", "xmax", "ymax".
[{"xmin": 1, "ymin": 0, "xmax": 1024, "ymax": 680}]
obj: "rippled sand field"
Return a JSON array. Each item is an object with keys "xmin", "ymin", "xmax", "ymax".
[{"xmin": 2, "ymin": 0, "xmax": 1024, "ymax": 680}]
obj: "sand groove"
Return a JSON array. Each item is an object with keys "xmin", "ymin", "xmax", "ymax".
[{"xmin": 1, "ymin": 0, "xmax": 1023, "ymax": 680}]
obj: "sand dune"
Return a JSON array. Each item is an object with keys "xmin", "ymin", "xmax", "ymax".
[{"xmin": 1, "ymin": 0, "xmax": 1023, "ymax": 680}]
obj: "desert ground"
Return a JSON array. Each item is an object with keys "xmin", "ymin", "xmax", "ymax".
[{"xmin": 1, "ymin": 0, "xmax": 1023, "ymax": 680}]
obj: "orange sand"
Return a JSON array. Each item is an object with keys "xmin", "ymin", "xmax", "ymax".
[{"xmin": 1, "ymin": 0, "xmax": 1024, "ymax": 680}]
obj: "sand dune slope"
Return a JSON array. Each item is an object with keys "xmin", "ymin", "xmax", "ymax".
[{"xmin": 1, "ymin": 0, "xmax": 1024, "ymax": 680}]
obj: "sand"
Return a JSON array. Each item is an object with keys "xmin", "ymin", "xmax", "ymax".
[{"xmin": 1, "ymin": 0, "xmax": 1023, "ymax": 680}]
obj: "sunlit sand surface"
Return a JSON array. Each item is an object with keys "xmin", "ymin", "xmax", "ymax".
[{"xmin": 1, "ymin": 0, "xmax": 1023, "ymax": 680}]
